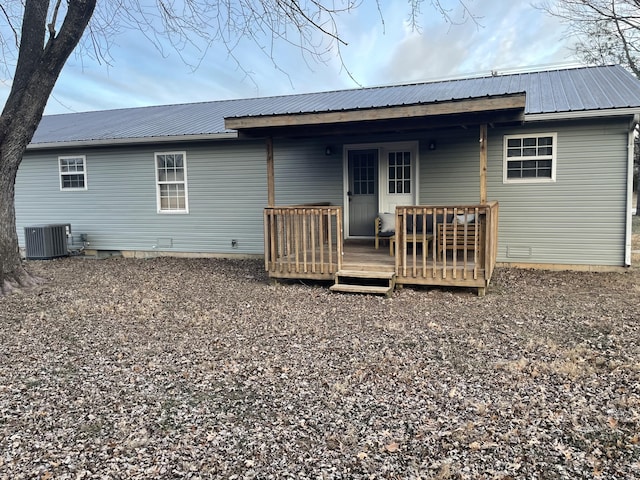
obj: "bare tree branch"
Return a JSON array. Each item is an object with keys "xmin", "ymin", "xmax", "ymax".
[
  {"xmin": 0, "ymin": 4, "xmax": 20, "ymax": 48},
  {"xmin": 537, "ymin": 0, "xmax": 640, "ymax": 78},
  {"xmin": 48, "ymin": 0, "xmax": 63, "ymax": 37}
]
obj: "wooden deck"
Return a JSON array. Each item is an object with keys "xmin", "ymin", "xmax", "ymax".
[{"xmin": 264, "ymin": 203, "xmax": 499, "ymax": 295}]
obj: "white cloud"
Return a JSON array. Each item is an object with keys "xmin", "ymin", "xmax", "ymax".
[
  {"xmin": 379, "ymin": 0, "xmax": 579, "ymax": 84},
  {"xmin": 1, "ymin": 0, "xmax": 580, "ymax": 115}
]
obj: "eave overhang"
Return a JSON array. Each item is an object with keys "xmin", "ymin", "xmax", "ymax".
[
  {"xmin": 26, "ymin": 132, "xmax": 238, "ymax": 151},
  {"xmin": 225, "ymin": 93, "xmax": 527, "ymax": 138},
  {"xmin": 524, "ymin": 107, "xmax": 640, "ymax": 122}
]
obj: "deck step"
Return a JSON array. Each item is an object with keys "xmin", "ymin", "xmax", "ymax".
[
  {"xmin": 329, "ymin": 284, "xmax": 392, "ymax": 295},
  {"xmin": 331, "ymin": 269, "xmax": 396, "ymax": 296},
  {"xmin": 336, "ymin": 269, "xmax": 395, "ymax": 279}
]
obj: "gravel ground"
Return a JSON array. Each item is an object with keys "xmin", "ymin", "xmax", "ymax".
[{"xmin": 1, "ymin": 256, "xmax": 639, "ymax": 479}]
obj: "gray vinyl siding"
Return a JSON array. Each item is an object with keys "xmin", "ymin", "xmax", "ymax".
[
  {"xmin": 419, "ymin": 128, "xmax": 482, "ymax": 204},
  {"xmin": 16, "ymin": 140, "xmax": 269, "ymax": 255},
  {"xmin": 489, "ymin": 119, "xmax": 629, "ymax": 266},
  {"xmin": 273, "ymin": 138, "xmax": 344, "ymax": 207},
  {"xmin": 419, "ymin": 118, "xmax": 630, "ymax": 266},
  {"xmin": 16, "ymin": 118, "xmax": 630, "ymax": 266}
]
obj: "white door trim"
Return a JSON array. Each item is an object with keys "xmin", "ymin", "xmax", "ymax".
[
  {"xmin": 343, "ymin": 141, "xmax": 420, "ymax": 238},
  {"xmin": 378, "ymin": 141, "xmax": 419, "ymax": 213}
]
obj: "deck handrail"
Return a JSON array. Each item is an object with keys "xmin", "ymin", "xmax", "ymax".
[
  {"xmin": 264, "ymin": 206, "xmax": 343, "ymax": 276},
  {"xmin": 395, "ymin": 203, "xmax": 499, "ymax": 286}
]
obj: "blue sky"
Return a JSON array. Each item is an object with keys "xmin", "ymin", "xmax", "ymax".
[{"xmin": 1, "ymin": 0, "xmax": 578, "ymax": 115}]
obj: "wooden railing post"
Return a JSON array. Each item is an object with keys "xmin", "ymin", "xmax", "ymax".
[
  {"xmin": 336, "ymin": 207, "xmax": 343, "ymax": 271},
  {"xmin": 266, "ymin": 138, "xmax": 275, "ymax": 207},
  {"xmin": 480, "ymin": 124, "xmax": 488, "ymax": 204}
]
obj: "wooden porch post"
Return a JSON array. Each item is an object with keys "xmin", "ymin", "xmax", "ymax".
[
  {"xmin": 267, "ymin": 136, "xmax": 275, "ymax": 207},
  {"xmin": 479, "ymin": 124, "xmax": 488, "ymax": 204}
]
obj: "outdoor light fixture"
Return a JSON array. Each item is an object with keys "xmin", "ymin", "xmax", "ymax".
[
  {"xmin": 325, "ymin": 146, "xmax": 333, "ymax": 155},
  {"xmin": 428, "ymin": 140, "xmax": 437, "ymax": 151}
]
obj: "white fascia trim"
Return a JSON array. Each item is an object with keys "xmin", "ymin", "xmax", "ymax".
[
  {"xmin": 26, "ymin": 132, "xmax": 238, "ymax": 150},
  {"xmin": 524, "ymin": 108, "xmax": 640, "ymax": 122},
  {"xmin": 625, "ymin": 115, "xmax": 638, "ymax": 267}
]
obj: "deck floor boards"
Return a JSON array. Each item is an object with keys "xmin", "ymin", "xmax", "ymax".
[{"xmin": 342, "ymin": 240, "xmax": 395, "ymax": 272}]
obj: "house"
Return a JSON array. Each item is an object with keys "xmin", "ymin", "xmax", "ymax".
[{"xmin": 15, "ymin": 65, "xmax": 640, "ymax": 295}]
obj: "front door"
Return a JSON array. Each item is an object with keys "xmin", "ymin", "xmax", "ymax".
[{"xmin": 347, "ymin": 149, "xmax": 378, "ymax": 236}]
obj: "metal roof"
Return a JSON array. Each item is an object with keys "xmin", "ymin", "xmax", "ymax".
[{"xmin": 30, "ymin": 65, "xmax": 640, "ymax": 146}]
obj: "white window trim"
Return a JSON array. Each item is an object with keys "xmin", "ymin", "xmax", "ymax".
[
  {"xmin": 503, "ymin": 132, "xmax": 557, "ymax": 184},
  {"xmin": 59, "ymin": 155, "xmax": 88, "ymax": 191},
  {"xmin": 155, "ymin": 151, "xmax": 190, "ymax": 214}
]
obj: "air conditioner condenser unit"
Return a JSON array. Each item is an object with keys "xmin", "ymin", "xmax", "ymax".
[{"xmin": 24, "ymin": 224, "xmax": 70, "ymax": 260}]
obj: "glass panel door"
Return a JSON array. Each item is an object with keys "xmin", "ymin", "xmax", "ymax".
[{"xmin": 348, "ymin": 149, "xmax": 378, "ymax": 236}]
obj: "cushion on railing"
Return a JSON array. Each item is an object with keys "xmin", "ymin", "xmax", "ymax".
[{"xmin": 456, "ymin": 213, "xmax": 476, "ymax": 225}]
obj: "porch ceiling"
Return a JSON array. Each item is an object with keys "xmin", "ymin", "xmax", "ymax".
[{"xmin": 225, "ymin": 93, "xmax": 526, "ymax": 138}]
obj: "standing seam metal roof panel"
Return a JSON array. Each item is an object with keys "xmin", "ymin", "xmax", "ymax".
[
  {"xmin": 586, "ymin": 68, "xmax": 612, "ymax": 109},
  {"xmin": 29, "ymin": 65, "xmax": 640, "ymax": 145}
]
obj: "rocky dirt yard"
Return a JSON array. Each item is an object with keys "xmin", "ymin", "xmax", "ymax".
[{"xmin": 1, "ymin": 253, "xmax": 639, "ymax": 479}]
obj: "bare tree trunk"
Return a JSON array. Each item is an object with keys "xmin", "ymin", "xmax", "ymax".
[
  {"xmin": 0, "ymin": 0, "xmax": 96, "ymax": 296},
  {"xmin": 0, "ymin": 122, "xmax": 52, "ymax": 293},
  {"xmin": 0, "ymin": 156, "xmax": 41, "ymax": 294}
]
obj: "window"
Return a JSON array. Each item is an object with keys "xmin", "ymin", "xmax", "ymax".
[
  {"xmin": 155, "ymin": 152, "xmax": 189, "ymax": 213},
  {"xmin": 388, "ymin": 151, "xmax": 411, "ymax": 194},
  {"xmin": 504, "ymin": 133, "xmax": 556, "ymax": 183},
  {"xmin": 351, "ymin": 151, "xmax": 376, "ymax": 195},
  {"xmin": 59, "ymin": 156, "xmax": 87, "ymax": 190}
]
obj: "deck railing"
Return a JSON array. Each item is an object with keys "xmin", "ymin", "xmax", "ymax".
[
  {"xmin": 264, "ymin": 202, "xmax": 499, "ymax": 294},
  {"xmin": 264, "ymin": 206, "xmax": 343, "ymax": 277},
  {"xmin": 395, "ymin": 202, "xmax": 499, "ymax": 290}
]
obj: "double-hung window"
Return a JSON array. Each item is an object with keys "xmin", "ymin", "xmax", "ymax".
[
  {"xmin": 155, "ymin": 152, "xmax": 189, "ymax": 213},
  {"xmin": 504, "ymin": 133, "xmax": 556, "ymax": 183},
  {"xmin": 59, "ymin": 156, "xmax": 87, "ymax": 190}
]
